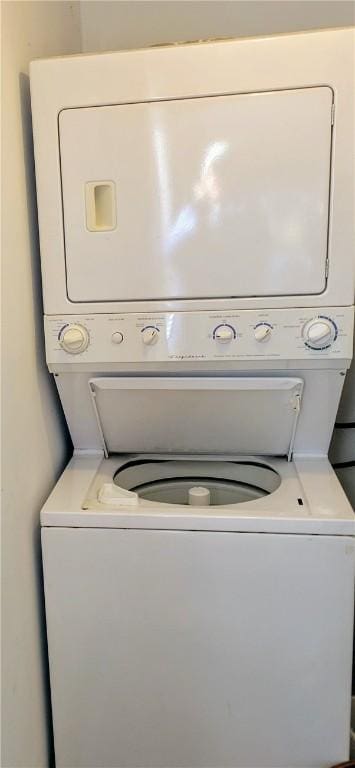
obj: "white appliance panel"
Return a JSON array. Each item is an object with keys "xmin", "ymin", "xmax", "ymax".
[
  {"xmin": 44, "ymin": 306, "xmax": 354, "ymax": 366},
  {"xmin": 59, "ymin": 87, "xmax": 332, "ymax": 303},
  {"xmin": 40, "ymin": 455, "xmax": 355, "ymax": 535},
  {"xmin": 43, "ymin": 527, "xmax": 354, "ymax": 768}
]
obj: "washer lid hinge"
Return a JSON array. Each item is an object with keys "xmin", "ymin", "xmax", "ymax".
[
  {"xmin": 288, "ymin": 391, "xmax": 303, "ymax": 462},
  {"xmin": 89, "ymin": 381, "xmax": 109, "ymax": 458}
]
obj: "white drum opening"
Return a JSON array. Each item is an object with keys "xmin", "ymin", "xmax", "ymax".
[{"xmin": 114, "ymin": 460, "xmax": 281, "ymax": 506}]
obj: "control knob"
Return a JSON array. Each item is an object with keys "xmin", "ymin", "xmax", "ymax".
[
  {"xmin": 214, "ymin": 324, "xmax": 235, "ymax": 343},
  {"xmin": 142, "ymin": 326, "xmax": 159, "ymax": 345},
  {"xmin": 254, "ymin": 324, "xmax": 272, "ymax": 342},
  {"xmin": 59, "ymin": 324, "xmax": 89, "ymax": 354},
  {"xmin": 111, "ymin": 331, "xmax": 124, "ymax": 345},
  {"xmin": 303, "ymin": 317, "xmax": 337, "ymax": 350}
]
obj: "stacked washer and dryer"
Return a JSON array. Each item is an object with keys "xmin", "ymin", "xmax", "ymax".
[{"xmin": 31, "ymin": 28, "xmax": 354, "ymax": 768}]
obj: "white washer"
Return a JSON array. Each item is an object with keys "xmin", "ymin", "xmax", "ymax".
[
  {"xmin": 31, "ymin": 28, "xmax": 355, "ymax": 768},
  {"xmin": 39, "ymin": 355, "xmax": 355, "ymax": 768},
  {"xmin": 42, "ymin": 453, "xmax": 354, "ymax": 768}
]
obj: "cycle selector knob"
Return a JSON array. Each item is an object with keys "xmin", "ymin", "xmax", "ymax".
[
  {"xmin": 303, "ymin": 317, "xmax": 337, "ymax": 349},
  {"xmin": 142, "ymin": 326, "xmax": 159, "ymax": 346},
  {"xmin": 59, "ymin": 324, "xmax": 89, "ymax": 354},
  {"xmin": 213, "ymin": 324, "xmax": 236, "ymax": 343},
  {"xmin": 254, "ymin": 324, "xmax": 273, "ymax": 342}
]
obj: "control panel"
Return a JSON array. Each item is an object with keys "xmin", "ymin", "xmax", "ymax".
[{"xmin": 46, "ymin": 307, "xmax": 354, "ymax": 365}]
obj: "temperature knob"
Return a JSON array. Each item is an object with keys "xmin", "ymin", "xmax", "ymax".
[
  {"xmin": 254, "ymin": 323, "xmax": 273, "ymax": 342},
  {"xmin": 303, "ymin": 317, "xmax": 337, "ymax": 350},
  {"xmin": 59, "ymin": 324, "xmax": 89, "ymax": 354},
  {"xmin": 214, "ymin": 324, "xmax": 236, "ymax": 343},
  {"xmin": 142, "ymin": 326, "xmax": 159, "ymax": 346}
]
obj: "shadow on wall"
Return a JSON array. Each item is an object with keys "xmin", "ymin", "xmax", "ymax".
[
  {"xmin": 19, "ymin": 72, "xmax": 71, "ymax": 460},
  {"xmin": 19, "ymin": 71, "xmax": 73, "ymax": 767},
  {"xmin": 330, "ymin": 333, "xmax": 355, "ymax": 509}
]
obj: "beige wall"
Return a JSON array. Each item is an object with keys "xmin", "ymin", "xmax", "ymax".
[
  {"xmin": 1, "ymin": 3, "xmax": 81, "ymax": 766},
  {"xmin": 80, "ymin": 0, "xmax": 355, "ymax": 52}
]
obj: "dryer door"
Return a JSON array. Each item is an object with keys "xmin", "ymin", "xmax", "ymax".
[{"xmin": 59, "ymin": 87, "xmax": 333, "ymax": 303}]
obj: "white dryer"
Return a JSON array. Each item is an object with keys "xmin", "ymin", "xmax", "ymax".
[{"xmin": 31, "ymin": 28, "xmax": 355, "ymax": 768}]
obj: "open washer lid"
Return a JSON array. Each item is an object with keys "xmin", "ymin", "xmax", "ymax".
[{"xmin": 89, "ymin": 377, "xmax": 303, "ymax": 459}]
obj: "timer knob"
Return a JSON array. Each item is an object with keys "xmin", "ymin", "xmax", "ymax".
[
  {"xmin": 254, "ymin": 324, "xmax": 272, "ymax": 342},
  {"xmin": 59, "ymin": 324, "xmax": 89, "ymax": 354},
  {"xmin": 142, "ymin": 327, "xmax": 159, "ymax": 346},
  {"xmin": 214, "ymin": 325, "xmax": 235, "ymax": 343},
  {"xmin": 303, "ymin": 318, "xmax": 336, "ymax": 349}
]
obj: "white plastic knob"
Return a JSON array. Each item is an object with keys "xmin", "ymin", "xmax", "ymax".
[
  {"xmin": 254, "ymin": 324, "xmax": 272, "ymax": 342},
  {"xmin": 214, "ymin": 325, "xmax": 234, "ymax": 343},
  {"xmin": 307, "ymin": 321, "xmax": 331, "ymax": 344},
  {"xmin": 60, "ymin": 324, "xmax": 89, "ymax": 354},
  {"xmin": 142, "ymin": 327, "xmax": 159, "ymax": 346},
  {"xmin": 303, "ymin": 318, "xmax": 335, "ymax": 349},
  {"xmin": 111, "ymin": 331, "xmax": 124, "ymax": 345}
]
